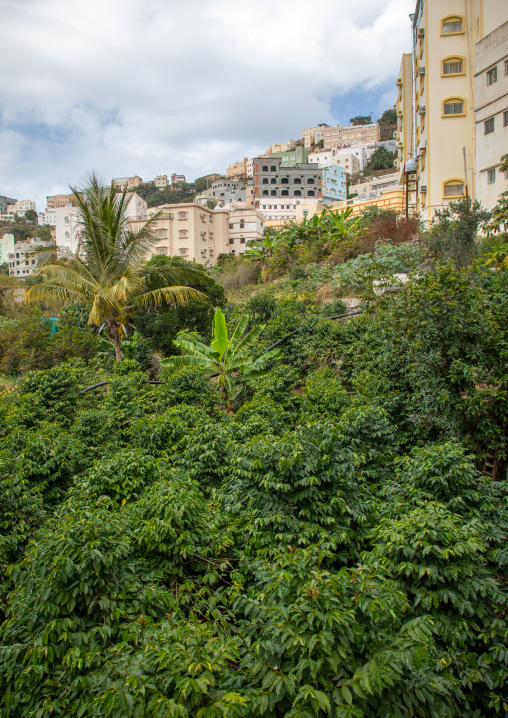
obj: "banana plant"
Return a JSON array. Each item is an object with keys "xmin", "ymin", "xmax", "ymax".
[
  {"xmin": 244, "ymin": 233, "xmax": 279, "ymax": 265},
  {"xmin": 160, "ymin": 309, "xmax": 281, "ymax": 412}
]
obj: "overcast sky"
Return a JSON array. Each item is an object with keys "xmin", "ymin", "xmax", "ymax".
[{"xmin": 0, "ymin": 0, "xmax": 414, "ymax": 210}]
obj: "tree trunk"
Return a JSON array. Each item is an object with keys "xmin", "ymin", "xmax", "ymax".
[{"xmin": 114, "ymin": 331, "xmax": 122, "ymax": 362}]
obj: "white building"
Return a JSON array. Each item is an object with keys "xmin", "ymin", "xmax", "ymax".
[
  {"xmin": 8, "ymin": 237, "xmax": 54, "ymax": 278},
  {"xmin": 309, "ymin": 150, "xmax": 361, "ymax": 174},
  {"xmin": 257, "ymin": 198, "xmax": 319, "ymax": 224},
  {"xmin": 227, "ymin": 208, "xmax": 265, "ymax": 257},
  {"xmin": 349, "ymin": 172, "xmax": 400, "ymax": 201},
  {"xmin": 0, "ymin": 234, "xmax": 15, "ymax": 265},
  {"xmin": 475, "ymin": 20, "xmax": 508, "ymax": 211},
  {"xmin": 246, "ymin": 158, "xmax": 254, "ymax": 178},
  {"xmin": 38, "ymin": 209, "xmax": 56, "ymax": 226},
  {"xmin": 7, "ymin": 199, "xmax": 36, "ymax": 216},
  {"xmin": 55, "ymin": 193, "xmax": 147, "ymax": 254}
]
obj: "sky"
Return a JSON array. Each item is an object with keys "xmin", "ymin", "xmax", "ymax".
[{"xmin": 0, "ymin": 0, "xmax": 415, "ymax": 211}]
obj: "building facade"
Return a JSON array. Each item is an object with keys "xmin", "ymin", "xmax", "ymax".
[
  {"xmin": 46, "ymin": 193, "xmax": 83, "ymax": 209},
  {"xmin": 195, "ymin": 179, "xmax": 247, "ymax": 207},
  {"xmin": 268, "ymin": 146, "xmax": 309, "ymax": 167},
  {"xmin": 474, "ymin": 19, "xmax": 508, "ymax": 210},
  {"xmin": 322, "ymin": 123, "xmax": 380, "ymax": 150},
  {"xmin": 308, "ymin": 150, "xmax": 361, "ymax": 174},
  {"xmin": 0, "ymin": 234, "xmax": 15, "ymax": 266},
  {"xmin": 129, "ymin": 203, "xmax": 229, "ymax": 266},
  {"xmin": 301, "ymin": 124, "xmax": 328, "ymax": 148},
  {"xmin": 38, "ymin": 209, "xmax": 56, "ymax": 226},
  {"xmin": 397, "ymin": 0, "xmax": 508, "ymax": 222},
  {"xmin": 7, "ymin": 199, "xmax": 36, "ymax": 216},
  {"xmin": 226, "ymin": 158, "xmax": 248, "ymax": 180},
  {"xmin": 154, "ymin": 175, "xmax": 169, "ymax": 188},
  {"xmin": 227, "ymin": 208, "xmax": 265, "ymax": 257},
  {"xmin": 253, "ymin": 157, "xmax": 322, "ymax": 225},
  {"xmin": 8, "ymin": 237, "xmax": 54, "ymax": 278},
  {"xmin": 350, "ymin": 172, "xmax": 400, "ymax": 201},
  {"xmin": 112, "ymin": 176, "xmax": 143, "ymax": 191},
  {"xmin": 0, "ymin": 195, "xmax": 17, "ymax": 214},
  {"xmin": 395, "ymin": 53, "xmax": 414, "ymax": 178},
  {"xmin": 322, "ymin": 165, "xmax": 347, "ymax": 203}
]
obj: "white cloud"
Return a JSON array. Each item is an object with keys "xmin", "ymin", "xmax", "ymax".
[{"xmin": 0, "ymin": 0, "xmax": 413, "ymax": 209}]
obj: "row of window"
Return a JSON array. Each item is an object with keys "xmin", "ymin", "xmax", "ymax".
[
  {"xmin": 261, "ymin": 205, "xmax": 297, "ymax": 210},
  {"xmin": 485, "ymin": 111, "xmax": 508, "ymax": 135},
  {"xmin": 261, "ymin": 177, "xmax": 315, "ymax": 185},
  {"xmin": 261, "ymin": 189, "xmax": 316, "ymax": 197}
]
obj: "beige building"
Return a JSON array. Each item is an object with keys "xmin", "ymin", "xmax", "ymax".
[
  {"xmin": 7, "ymin": 199, "xmax": 36, "ymax": 216},
  {"xmin": 398, "ymin": 0, "xmax": 508, "ymax": 222},
  {"xmin": 154, "ymin": 175, "xmax": 169, "ymax": 188},
  {"xmin": 474, "ymin": 20, "xmax": 508, "ymax": 210},
  {"xmin": 46, "ymin": 193, "xmax": 83, "ymax": 209},
  {"xmin": 322, "ymin": 123, "xmax": 380, "ymax": 150},
  {"xmin": 112, "ymin": 175, "xmax": 143, "ymax": 191},
  {"xmin": 227, "ymin": 208, "xmax": 265, "ymax": 257},
  {"xmin": 302, "ymin": 125, "xmax": 327, "ymax": 148},
  {"xmin": 395, "ymin": 53, "xmax": 414, "ymax": 179},
  {"xmin": 308, "ymin": 149, "xmax": 361, "ymax": 174},
  {"xmin": 130, "ymin": 203, "xmax": 229, "ymax": 266},
  {"xmin": 226, "ymin": 158, "xmax": 248, "ymax": 180},
  {"xmin": 299, "ymin": 187, "xmax": 407, "ymax": 219}
]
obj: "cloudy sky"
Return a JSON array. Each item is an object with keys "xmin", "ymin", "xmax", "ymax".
[{"xmin": 0, "ymin": 0, "xmax": 414, "ymax": 210}]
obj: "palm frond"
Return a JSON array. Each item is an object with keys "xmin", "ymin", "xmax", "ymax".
[{"xmin": 133, "ymin": 285, "xmax": 206, "ymax": 309}]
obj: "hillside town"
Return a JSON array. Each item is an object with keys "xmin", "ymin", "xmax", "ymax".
[{"xmin": 1, "ymin": 0, "xmax": 507, "ymax": 275}]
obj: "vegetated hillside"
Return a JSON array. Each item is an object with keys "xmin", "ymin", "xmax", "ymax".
[{"xmin": 1, "ymin": 256, "xmax": 508, "ymax": 716}]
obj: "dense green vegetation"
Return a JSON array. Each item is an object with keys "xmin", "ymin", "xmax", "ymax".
[{"xmin": 1, "ymin": 189, "xmax": 508, "ymax": 716}]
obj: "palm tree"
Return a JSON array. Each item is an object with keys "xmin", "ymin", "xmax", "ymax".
[{"xmin": 26, "ymin": 174, "xmax": 211, "ymax": 360}]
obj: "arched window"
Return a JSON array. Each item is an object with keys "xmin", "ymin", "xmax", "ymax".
[
  {"xmin": 64, "ymin": 231, "xmax": 70, "ymax": 240},
  {"xmin": 281, "ymin": 189, "xmax": 289, "ymax": 196},
  {"xmin": 281, "ymin": 177, "xmax": 289, "ymax": 184},
  {"xmin": 294, "ymin": 190, "xmax": 302, "ymax": 196},
  {"xmin": 270, "ymin": 166, "xmax": 276, "ymax": 171},
  {"xmin": 271, "ymin": 178, "xmax": 277, "ymax": 184},
  {"xmin": 442, "ymin": 57, "xmax": 464, "ymax": 75},
  {"xmin": 443, "ymin": 179, "xmax": 465, "ymax": 198},
  {"xmin": 262, "ymin": 165, "xmax": 268, "ymax": 171},
  {"xmin": 307, "ymin": 178, "xmax": 315, "ymax": 184},
  {"xmin": 262, "ymin": 178, "xmax": 268, "ymax": 184},
  {"xmin": 441, "ymin": 16, "xmax": 463, "ymax": 35},
  {"xmin": 294, "ymin": 178, "xmax": 301, "ymax": 184},
  {"xmin": 271, "ymin": 190, "xmax": 277, "ymax": 196},
  {"xmin": 442, "ymin": 98, "xmax": 465, "ymax": 116},
  {"xmin": 307, "ymin": 190, "xmax": 315, "ymax": 196},
  {"xmin": 262, "ymin": 190, "xmax": 269, "ymax": 196}
]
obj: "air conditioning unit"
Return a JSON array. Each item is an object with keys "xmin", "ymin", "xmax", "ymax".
[
  {"xmin": 419, "ymin": 106, "xmax": 426, "ymax": 114},
  {"xmin": 418, "ymin": 28, "xmax": 425, "ymax": 38},
  {"xmin": 397, "ymin": 78, "xmax": 403, "ymax": 86},
  {"xmin": 418, "ymin": 67, "xmax": 425, "ymax": 76},
  {"xmin": 397, "ymin": 110, "xmax": 403, "ymax": 118},
  {"xmin": 420, "ymin": 185, "xmax": 427, "ymax": 192}
]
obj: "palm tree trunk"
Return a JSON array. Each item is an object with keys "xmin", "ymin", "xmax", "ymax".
[{"xmin": 114, "ymin": 332, "xmax": 122, "ymax": 362}]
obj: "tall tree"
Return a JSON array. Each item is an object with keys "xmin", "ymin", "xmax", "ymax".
[
  {"xmin": 26, "ymin": 174, "xmax": 210, "ymax": 360},
  {"xmin": 349, "ymin": 115, "xmax": 372, "ymax": 125}
]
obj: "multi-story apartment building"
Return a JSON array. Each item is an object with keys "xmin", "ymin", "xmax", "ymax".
[
  {"xmin": 112, "ymin": 176, "xmax": 143, "ymax": 191},
  {"xmin": 171, "ymin": 173, "xmax": 186, "ymax": 185},
  {"xmin": 322, "ymin": 123, "xmax": 380, "ymax": 150},
  {"xmin": 265, "ymin": 140, "xmax": 296, "ymax": 155},
  {"xmin": 130, "ymin": 203, "xmax": 229, "ymax": 265},
  {"xmin": 226, "ymin": 158, "xmax": 248, "ymax": 180},
  {"xmin": 395, "ymin": 54, "xmax": 414, "ymax": 178},
  {"xmin": 0, "ymin": 195, "xmax": 17, "ymax": 214},
  {"xmin": 474, "ymin": 20, "xmax": 508, "ymax": 209},
  {"xmin": 226, "ymin": 208, "xmax": 265, "ymax": 257},
  {"xmin": 46, "ymin": 193, "xmax": 83, "ymax": 209},
  {"xmin": 268, "ymin": 146, "xmax": 309, "ymax": 167},
  {"xmin": 154, "ymin": 175, "xmax": 169, "ymax": 188},
  {"xmin": 38, "ymin": 210, "xmax": 56, "ymax": 226},
  {"xmin": 54, "ymin": 193, "xmax": 147, "ymax": 254},
  {"xmin": 246, "ymin": 158, "xmax": 254, "ymax": 178},
  {"xmin": 195, "ymin": 179, "xmax": 246, "ymax": 207},
  {"xmin": 0, "ymin": 234, "xmax": 15, "ymax": 266},
  {"xmin": 350, "ymin": 172, "xmax": 400, "ymax": 200},
  {"xmin": 322, "ymin": 166, "xmax": 347, "ymax": 203},
  {"xmin": 253, "ymin": 157, "xmax": 322, "ymax": 225},
  {"xmin": 301, "ymin": 124, "xmax": 328, "ymax": 148},
  {"xmin": 397, "ymin": 0, "xmax": 508, "ymax": 222},
  {"xmin": 308, "ymin": 150, "xmax": 361, "ymax": 175},
  {"xmin": 7, "ymin": 199, "xmax": 36, "ymax": 216},
  {"xmin": 8, "ymin": 237, "xmax": 54, "ymax": 278}
]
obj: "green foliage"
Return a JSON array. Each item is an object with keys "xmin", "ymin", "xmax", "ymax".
[
  {"xmin": 245, "ymin": 292, "xmax": 276, "ymax": 323},
  {"xmin": 365, "ymin": 146, "xmax": 396, "ymax": 170},
  {"xmin": 350, "ymin": 114, "xmax": 372, "ymax": 125},
  {"xmin": 426, "ymin": 197, "xmax": 491, "ymax": 267}
]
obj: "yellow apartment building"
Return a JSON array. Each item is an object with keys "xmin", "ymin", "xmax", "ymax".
[
  {"xmin": 395, "ymin": 53, "xmax": 414, "ymax": 180},
  {"xmin": 226, "ymin": 158, "xmax": 248, "ymax": 180},
  {"xmin": 129, "ymin": 203, "xmax": 229, "ymax": 266},
  {"xmin": 112, "ymin": 175, "xmax": 143, "ymax": 191},
  {"xmin": 322, "ymin": 123, "xmax": 380, "ymax": 150},
  {"xmin": 398, "ymin": 0, "xmax": 508, "ymax": 223}
]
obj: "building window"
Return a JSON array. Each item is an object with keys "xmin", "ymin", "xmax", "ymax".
[
  {"xmin": 228, "ymin": 238, "xmax": 234, "ymax": 244},
  {"xmin": 307, "ymin": 190, "xmax": 315, "ymax": 196},
  {"xmin": 443, "ymin": 99, "xmax": 464, "ymax": 115},
  {"xmin": 442, "ymin": 17, "xmax": 463, "ymax": 34},
  {"xmin": 240, "ymin": 221, "xmax": 244, "ymax": 228},
  {"xmin": 157, "ymin": 229, "xmax": 167, "ymax": 238},
  {"xmin": 271, "ymin": 178, "xmax": 277, "ymax": 184},
  {"xmin": 64, "ymin": 216, "xmax": 69, "ymax": 224},
  {"xmin": 270, "ymin": 190, "xmax": 276, "ymax": 196},
  {"xmin": 262, "ymin": 190, "xmax": 269, "ymax": 196},
  {"xmin": 504, "ymin": 110, "xmax": 508, "ymax": 127},
  {"xmin": 262, "ymin": 178, "xmax": 268, "ymax": 184},
  {"xmin": 443, "ymin": 180, "xmax": 464, "ymax": 197},
  {"xmin": 488, "ymin": 169, "xmax": 496, "ymax": 185},
  {"xmin": 281, "ymin": 177, "xmax": 289, "ymax": 184},
  {"xmin": 179, "ymin": 230, "xmax": 188, "ymax": 237},
  {"xmin": 443, "ymin": 58, "xmax": 463, "ymax": 75},
  {"xmin": 229, "ymin": 223, "xmax": 233, "ymax": 229},
  {"xmin": 240, "ymin": 237, "xmax": 245, "ymax": 244},
  {"xmin": 64, "ymin": 231, "xmax": 70, "ymax": 240},
  {"xmin": 262, "ymin": 165, "xmax": 268, "ymax": 171},
  {"xmin": 270, "ymin": 166, "xmax": 276, "ymax": 171},
  {"xmin": 155, "ymin": 247, "xmax": 168, "ymax": 255},
  {"xmin": 294, "ymin": 190, "xmax": 302, "ymax": 196},
  {"xmin": 484, "ymin": 117, "xmax": 494, "ymax": 135},
  {"xmin": 487, "ymin": 67, "xmax": 497, "ymax": 85},
  {"xmin": 307, "ymin": 178, "xmax": 315, "ymax": 185},
  {"xmin": 294, "ymin": 178, "xmax": 301, "ymax": 184},
  {"xmin": 178, "ymin": 211, "xmax": 187, "ymax": 219},
  {"xmin": 281, "ymin": 189, "xmax": 289, "ymax": 196},
  {"xmin": 179, "ymin": 248, "xmax": 188, "ymax": 255}
]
